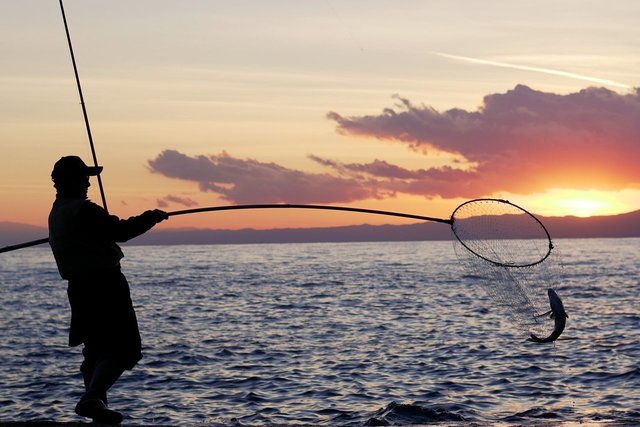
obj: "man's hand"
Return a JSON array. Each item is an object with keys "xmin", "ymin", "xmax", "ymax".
[{"xmin": 143, "ymin": 209, "xmax": 169, "ymax": 224}]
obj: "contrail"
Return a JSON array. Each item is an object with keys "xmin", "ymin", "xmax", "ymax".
[{"xmin": 437, "ymin": 52, "xmax": 631, "ymax": 89}]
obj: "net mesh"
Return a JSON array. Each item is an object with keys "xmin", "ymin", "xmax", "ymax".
[
  {"xmin": 451, "ymin": 199, "xmax": 551, "ymax": 267},
  {"xmin": 451, "ymin": 199, "xmax": 562, "ymax": 338}
]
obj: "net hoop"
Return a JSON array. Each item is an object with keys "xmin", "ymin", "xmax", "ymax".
[{"xmin": 450, "ymin": 198, "xmax": 553, "ymax": 268}]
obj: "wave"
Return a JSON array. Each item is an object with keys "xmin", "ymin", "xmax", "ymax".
[{"xmin": 364, "ymin": 401, "xmax": 471, "ymax": 425}]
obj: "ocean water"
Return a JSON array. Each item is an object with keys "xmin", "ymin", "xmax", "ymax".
[{"xmin": 0, "ymin": 238, "xmax": 638, "ymax": 426}]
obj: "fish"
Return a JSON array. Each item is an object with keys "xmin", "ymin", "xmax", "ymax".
[{"xmin": 528, "ymin": 288, "xmax": 568, "ymax": 343}]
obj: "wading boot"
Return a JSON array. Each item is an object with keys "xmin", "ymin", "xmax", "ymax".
[{"xmin": 74, "ymin": 397, "xmax": 123, "ymax": 425}]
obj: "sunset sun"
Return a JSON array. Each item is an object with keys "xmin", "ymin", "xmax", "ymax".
[
  {"xmin": 517, "ymin": 189, "xmax": 636, "ymax": 218},
  {"xmin": 558, "ymin": 198, "xmax": 607, "ymax": 217}
]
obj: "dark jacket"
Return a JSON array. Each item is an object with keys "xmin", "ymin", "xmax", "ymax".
[
  {"xmin": 48, "ymin": 197, "xmax": 159, "ymax": 367},
  {"xmin": 49, "ymin": 197, "xmax": 157, "ymax": 280}
]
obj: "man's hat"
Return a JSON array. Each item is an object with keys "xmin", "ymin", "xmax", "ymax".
[{"xmin": 51, "ymin": 156, "xmax": 103, "ymax": 181}]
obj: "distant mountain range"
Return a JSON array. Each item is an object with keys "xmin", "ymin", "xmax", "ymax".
[{"xmin": 1, "ymin": 209, "xmax": 638, "ymax": 248}]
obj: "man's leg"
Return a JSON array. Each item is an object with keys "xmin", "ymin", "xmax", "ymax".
[
  {"xmin": 84, "ymin": 358, "xmax": 125, "ymax": 401},
  {"xmin": 80, "ymin": 346, "xmax": 108, "ymax": 405},
  {"xmin": 76, "ymin": 355, "xmax": 125, "ymax": 424},
  {"xmin": 80, "ymin": 350, "xmax": 95, "ymax": 394}
]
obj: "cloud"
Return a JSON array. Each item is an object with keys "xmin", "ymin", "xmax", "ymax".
[
  {"xmin": 309, "ymin": 156, "xmax": 485, "ymax": 199},
  {"xmin": 327, "ymin": 85, "xmax": 640, "ymax": 197},
  {"xmin": 149, "ymin": 85, "xmax": 640, "ymax": 203},
  {"xmin": 148, "ymin": 150, "xmax": 388, "ymax": 204},
  {"xmin": 157, "ymin": 194, "xmax": 199, "ymax": 209}
]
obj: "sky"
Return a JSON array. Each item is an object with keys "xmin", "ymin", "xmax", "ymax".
[{"xmin": 1, "ymin": 0, "xmax": 639, "ymax": 231}]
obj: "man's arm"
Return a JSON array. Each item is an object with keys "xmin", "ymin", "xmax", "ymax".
[{"xmin": 79, "ymin": 202, "xmax": 168, "ymax": 242}]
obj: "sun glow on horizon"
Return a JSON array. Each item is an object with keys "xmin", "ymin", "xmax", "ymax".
[
  {"xmin": 556, "ymin": 198, "xmax": 607, "ymax": 217},
  {"xmin": 512, "ymin": 189, "xmax": 638, "ymax": 218}
]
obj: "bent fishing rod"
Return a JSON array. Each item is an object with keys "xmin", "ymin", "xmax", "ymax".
[{"xmin": 0, "ymin": 204, "xmax": 451, "ymax": 254}]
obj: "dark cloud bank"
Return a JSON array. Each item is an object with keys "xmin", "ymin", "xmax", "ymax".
[{"xmin": 149, "ymin": 85, "xmax": 640, "ymax": 205}]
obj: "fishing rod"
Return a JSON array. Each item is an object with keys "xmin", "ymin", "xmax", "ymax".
[
  {"xmin": 59, "ymin": 0, "xmax": 108, "ymax": 212},
  {"xmin": 0, "ymin": 203, "xmax": 451, "ymax": 254}
]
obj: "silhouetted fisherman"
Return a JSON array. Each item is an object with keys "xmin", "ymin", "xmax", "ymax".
[{"xmin": 48, "ymin": 156, "xmax": 168, "ymax": 424}]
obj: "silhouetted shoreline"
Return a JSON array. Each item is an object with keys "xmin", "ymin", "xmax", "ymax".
[{"xmin": 1, "ymin": 210, "xmax": 639, "ymax": 247}]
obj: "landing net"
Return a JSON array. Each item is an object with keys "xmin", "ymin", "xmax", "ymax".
[{"xmin": 450, "ymin": 199, "xmax": 562, "ymax": 338}]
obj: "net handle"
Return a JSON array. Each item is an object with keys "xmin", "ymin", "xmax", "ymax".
[
  {"xmin": 0, "ymin": 204, "xmax": 451, "ymax": 253},
  {"xmin": 168, "ymin": 204, "xmax": 452, "ymax": 224},
  {"xmin": 450, "ymin": 198, "xmax": 553, "ymax": 268}
]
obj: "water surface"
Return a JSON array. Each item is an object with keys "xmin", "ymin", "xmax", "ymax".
[{"xmin": 0, "ymin": 239, "xmax": 638, "ymax": 425}]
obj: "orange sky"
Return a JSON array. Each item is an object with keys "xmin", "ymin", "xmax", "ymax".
[{"xmin": 1, "ymin": 1, "xmax": 639, "ymax": 231}]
